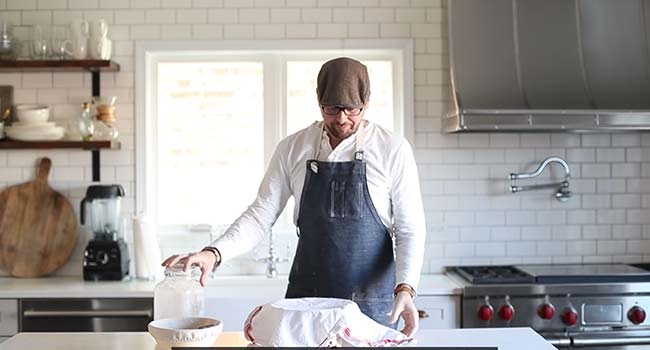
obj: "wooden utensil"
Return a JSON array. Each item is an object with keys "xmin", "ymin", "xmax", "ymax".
[{"xmin": 0, "ymin": 157, "xmax": 78, "ymax": 277}]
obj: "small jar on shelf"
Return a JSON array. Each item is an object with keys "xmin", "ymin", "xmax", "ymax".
[{"xmin": 77, "ymin": 102, "xmax": 95, "ymax": 141}]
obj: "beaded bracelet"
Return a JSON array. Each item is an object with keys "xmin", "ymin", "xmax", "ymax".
[{"xmin": 393, "ymin": 283, "xmax": 416, "ymax": 299}]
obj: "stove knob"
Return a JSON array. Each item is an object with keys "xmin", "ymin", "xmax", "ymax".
[
  {"xmin": 478, "ymin": 304, "xmax": 494, "ymax": 321},
  {"xmin": 562, "ymin": 308, "xmax": 579, "ymax": 326},
  {"xmin": 498, "ymin": 304, "xmax": 515, "ymax": 321},
  {"xmin": 628, "ymin": 306, "xmax": 646, "ymax": 325},
  {"xmin": 537, "ymin": 303, "xmax": 555, "ymax": 320}
]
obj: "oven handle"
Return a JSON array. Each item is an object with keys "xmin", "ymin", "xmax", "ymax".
[
  {"xmin": 23, "ymin": 310, "xmax": 152, "ymax": 318},
  {"xmin": 544, "ymin": 337, "xmax": 571, "ymax": 347},
  {"xmin": 572, "ymin": 336, "xmax": 650, "ymax": 346}
]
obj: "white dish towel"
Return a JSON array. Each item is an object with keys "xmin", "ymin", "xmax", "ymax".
[{"xmin": 243, "ymin": 297, "xmax": 414, "ymax": 347}]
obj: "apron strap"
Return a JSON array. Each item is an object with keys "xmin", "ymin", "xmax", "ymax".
[{"xmin": 354, "ymin": 120, "xmax": 366, "ymax": 161}]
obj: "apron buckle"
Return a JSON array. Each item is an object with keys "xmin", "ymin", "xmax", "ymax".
[{"xmin": 310, "ymin": 161, "xmax": 319, "ymax": 173}]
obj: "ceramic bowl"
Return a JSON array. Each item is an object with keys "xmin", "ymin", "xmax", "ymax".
[
  {"xmin": 15, "ymin": 104, "xmax": 50, "ymax": 124},
  {"xmin": 148, "ymin": 317, "xmax": 223, "ymax": 350}
]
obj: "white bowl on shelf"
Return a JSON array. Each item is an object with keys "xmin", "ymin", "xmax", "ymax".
[
  {"xmin": 15, "ymin": 104, "xmax": 50, "ymax": 124},
  {"xmin": 5, "ymin": 125, "xmax": 64, "ymax": 141},
  {"xmin": 8, "ymin": 121, "xmax": 56, "ymax": 129},
  {"xmin": 148, "ymin": 317, "xmax": 223, "ymax": 350}
]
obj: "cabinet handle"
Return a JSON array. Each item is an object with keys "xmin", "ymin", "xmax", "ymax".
[
  {"xmin": 23, "ymin": 310, "xmax": 152, "ymax": 318},
  {"xmin": 418, "ymin": 310, "xmax": 429, "ymax": 319}
]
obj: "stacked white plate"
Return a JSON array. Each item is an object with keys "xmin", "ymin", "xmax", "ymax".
[{"xmin": 5, "ymin": 121, "xmax": 65, "ymax": 141}]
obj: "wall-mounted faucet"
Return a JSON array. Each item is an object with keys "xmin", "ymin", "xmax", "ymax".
[
  {"xmin": 255, "ymin": 231, "xmax": 289, "ymax": 278},
  {"xmin": 509, "ymin": 156, "xmax": 572, "ymax": 202}
]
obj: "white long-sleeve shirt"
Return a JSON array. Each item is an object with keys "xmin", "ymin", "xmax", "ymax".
[{"xmin": 211, "ymin": 120, "xmax": 426, "ymax": 290}]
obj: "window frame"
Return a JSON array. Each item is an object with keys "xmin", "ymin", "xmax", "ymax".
[{"xmin": 135, "ymin": 39, "xmax": 414, "ymax": 228}]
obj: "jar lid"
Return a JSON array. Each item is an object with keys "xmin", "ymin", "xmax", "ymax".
[{"xmin": 165, "ymin": 263, "xmax": 201, "ymax": 278}]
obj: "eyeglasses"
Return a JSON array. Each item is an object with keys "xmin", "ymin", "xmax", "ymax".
[{"xmin": 320, "ymin": 105, "xmax": 363, "ymax": 117}]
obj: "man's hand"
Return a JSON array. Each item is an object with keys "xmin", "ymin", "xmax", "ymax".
[
  {"xmin": 161, "ymin": 251, "xmax": 216, "ymax": 287},
  {"xmin": 388, "ymin": 291, "xmax": 419, "ymax": 337}
]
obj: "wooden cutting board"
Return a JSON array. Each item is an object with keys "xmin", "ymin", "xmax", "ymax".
[{"xmin": 0, "ymin": 157, "xmax": 78, "ymax": 277}]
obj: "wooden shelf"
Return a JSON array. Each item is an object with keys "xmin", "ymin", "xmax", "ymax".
[
  {"xmin": 0, "ymin": 60, "xmax": 120, "ymax": 73},
  {"xmin": 0, "ymin": 140, "xmax": 120, "ymax": 182},
  {"xmin": 0, "ymin": 140, "xmax": 118, "ymax": 150},
  {"xmin": 0, "ymin": 60, "xmax": 120, "ymax": 181}
]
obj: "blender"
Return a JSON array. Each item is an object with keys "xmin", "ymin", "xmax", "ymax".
[{"xmin": 81, "ymin": 184, "xmax": 130, "ymax": 281}]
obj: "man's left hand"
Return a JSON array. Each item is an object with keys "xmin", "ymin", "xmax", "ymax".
[{"xmin": 388, "ymin": 291, "xmax": 419, "ymax": 337}]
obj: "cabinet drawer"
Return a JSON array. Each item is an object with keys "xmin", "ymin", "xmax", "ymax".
[
  {"xmin": 416, "ymin": 295, "xmax": 460, "ymax": 329},
  {"xmin": 0, "ymin": 299, "xmax": 18, "ymax": 336}
]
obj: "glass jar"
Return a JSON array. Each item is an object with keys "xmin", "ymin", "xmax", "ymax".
[
  {"xmin": 153, "ymin": 264, "xmax": 205, "ymax": 320},
  {"xmin": 77, "ymin": 102, "xmax": 94, "ymax": 141}
]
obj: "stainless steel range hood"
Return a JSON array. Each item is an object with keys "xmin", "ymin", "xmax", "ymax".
[{"xmin": 444, "ymin": 0, "xmax": 650, "ymax": 133}]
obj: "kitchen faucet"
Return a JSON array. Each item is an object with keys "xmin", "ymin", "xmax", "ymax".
[
  {"xmin": 509, "ymin": 156, "xmax": 572, "ymax": 202},
  {"xmin": 256, "ymin": 231, "xmax": 289, "ymax": 278}
]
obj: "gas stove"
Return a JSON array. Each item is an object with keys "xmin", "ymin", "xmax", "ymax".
[{"xmin": 450, "ymin": 264, "xmax": 650, "ymax": 349}]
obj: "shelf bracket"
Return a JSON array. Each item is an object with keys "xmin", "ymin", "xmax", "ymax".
[
  {"xmin": 91, "ymin": 70, "xmax": 100, "ymax": 97},
  {"xmin": 91, "ymin": 150, "xmax": 100, "ymax": 182},
  {"xmin": 91, "ymin": 69, "xmax": 101, "ymax": 181}
]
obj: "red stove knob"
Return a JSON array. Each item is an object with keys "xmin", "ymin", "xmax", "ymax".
[
  {"xmin": 498, "ymin": 304, "xmax": 515, "ymax": 321},
  {"xmin": 478, "ymin": 304, "xmax": 494, "ymax": 321},
  {"xmin": 628, "ymin": 306, "xmax": 646, "ymax": 325},
  {"xmin": 562, "ymin": 308, "xmax": 579, "ymax": 326},
  {"xmin": 538, "ymin": 303, "xmax": 555, "ymax": 320}
]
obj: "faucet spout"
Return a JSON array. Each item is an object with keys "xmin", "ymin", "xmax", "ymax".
[
  {"xmin": 509, "ymin": 156, "xmax": 572, "ymax": 202},
  {"xmin": 510, "ymin": 156, "xmax": 570, "ymax": 180}
]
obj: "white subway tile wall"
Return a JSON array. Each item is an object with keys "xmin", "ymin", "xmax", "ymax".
[{"xmin": 1, "ymin": 0, "xmax": 649, "ymax": 278}]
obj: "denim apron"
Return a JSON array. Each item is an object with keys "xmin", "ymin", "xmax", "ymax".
[{"xmin": 286, "ymin": 122, "xmax": 396, "ymax": 327}]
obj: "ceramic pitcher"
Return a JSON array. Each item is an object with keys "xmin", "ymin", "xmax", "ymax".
[
  {"xmin": 89, "ymin": 37, "xmax": 111, "ymax": 60},
  {"xmin": 89, "ymin": 19, "xmax": 108, "ymax": 39},
  {"xmin": 70, "ymin": 19, "xmax": 89, "ymax": 39},
  {"xmin": 65, "ymin": 35, "xmax": 87, "ymax": 59}
]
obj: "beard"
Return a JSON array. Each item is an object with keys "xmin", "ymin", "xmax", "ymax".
[{"xmin": 324, "ymin": 121, "xmax": 357, "ymax": 140}]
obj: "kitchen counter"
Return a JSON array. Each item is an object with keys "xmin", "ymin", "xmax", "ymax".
[
  {"xmin": 0, "ymin": 328, "xmax": 556, "ymax": 350},
  {"xmin": 0, "ymin": 274, "xmax": 462, "ymax": 298}
]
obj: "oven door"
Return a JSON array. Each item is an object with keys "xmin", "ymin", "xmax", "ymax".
[
  {"xmin": 20, "ymin": 298, "xmax": 153, "ymax": 332},
  {"xmin": 546, "ymin": 330, "xmax": 650, "ymax": 350}
]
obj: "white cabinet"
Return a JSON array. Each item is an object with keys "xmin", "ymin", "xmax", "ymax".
[
  {"xmin": 0, "ymin": 299, "xmax": 18, "ymax": 340},
  {"xmin": 415, "ymin": 295, "xmax": 460, "ymax": 329},
  {"xmin": 204, "ymin": 297, "xmax": 270, "ymax": 332}
]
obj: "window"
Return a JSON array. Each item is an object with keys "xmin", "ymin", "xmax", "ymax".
[{"xmin": 137, "ymin": 41, "xmax": 413, "ymax": 236}]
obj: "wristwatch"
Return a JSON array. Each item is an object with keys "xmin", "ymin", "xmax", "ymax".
[{"xmin": 201, "ymin": 246, "xmax": 222, "ymax": 271}]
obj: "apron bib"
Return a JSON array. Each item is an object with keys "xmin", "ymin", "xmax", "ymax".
[{"xmin": 286, "ymin": 122, "xmax": 396, "ymax": 327}]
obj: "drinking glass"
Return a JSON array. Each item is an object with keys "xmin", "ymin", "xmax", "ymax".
[
  {"xmin": 30, "ymin": 24, "xmax": 50, "ymax": 59},
  {"xmin": 50, "ymin": 27, "xmax": 69, "ymax": 60}
]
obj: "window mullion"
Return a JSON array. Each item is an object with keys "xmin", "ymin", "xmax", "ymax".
[{"xmin": 262, "ymin": 55, "xmax": 283, "ymax": 169}]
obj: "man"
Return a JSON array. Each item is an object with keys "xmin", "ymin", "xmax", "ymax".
[{"xmin": 163, "ymin": 57, "xmax": 426, "ymax": 336}]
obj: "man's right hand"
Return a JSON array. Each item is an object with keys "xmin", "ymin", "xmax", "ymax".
[{"xmin": 161, "ymin": 250, "xmax": 216, "ymax": 287}]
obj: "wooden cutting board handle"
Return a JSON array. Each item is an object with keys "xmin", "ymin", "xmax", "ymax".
[
  {"xmin": 36, "ymin": 157, "xmax": 52, "ymax": 185},
  {"xmin": 0, "ymin": 157, "xmax": 78, "ymax": 277}
]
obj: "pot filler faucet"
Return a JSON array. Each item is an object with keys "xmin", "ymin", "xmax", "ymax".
[{"xmin": 509, "ymin": 156, "xmax": 572, "ymax": 202}]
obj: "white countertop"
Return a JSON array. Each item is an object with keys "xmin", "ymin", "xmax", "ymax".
[
  {"xmin": 0, "ymin": 328, "xmax": 556, "ymax": 350},
  {"xmin": 0, "ymin": 274, "xmax": 462, "ymax": 299}
]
